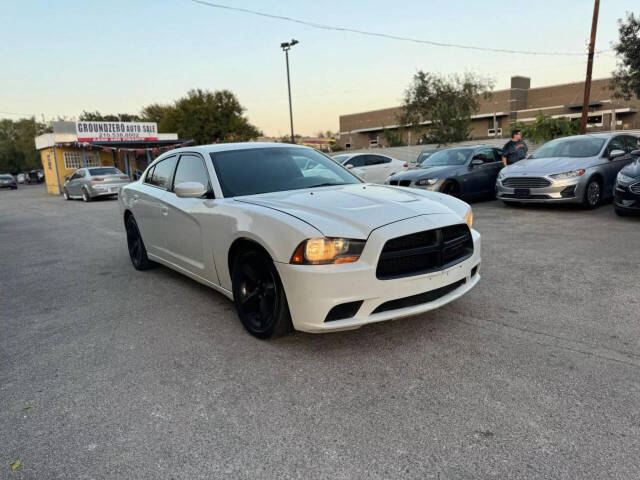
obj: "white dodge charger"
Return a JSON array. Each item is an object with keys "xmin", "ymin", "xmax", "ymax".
[{"xmin": 119, "ymin": 143, "xmax": 481, "ymax": 338}]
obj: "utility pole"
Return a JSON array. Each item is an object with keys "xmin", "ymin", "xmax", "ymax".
[
  {"xmin": 280, "ymin": 39, "xmax": 299, "ymax": 144},
  {"xmin": 579, "ymin": 0, "xmax": 600, "ymax": 134}
]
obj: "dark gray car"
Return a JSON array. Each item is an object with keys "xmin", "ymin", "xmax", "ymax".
[
  {"xmin": 385, "ymin": 146, "xmax": 503, "ymax": 200},
  {"xmin": 496, "ymin": 133, "xmax": 638, "ymax": 209},
  {"xmin": 63, "ymin": 167, "xmax": 130, "ymax": 202}
]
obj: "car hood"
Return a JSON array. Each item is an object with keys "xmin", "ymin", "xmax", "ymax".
[
  {"xmin": 620, "ymin": 158, "xmax": 640, "ymax": 178},
  {"xmin": 503, "ymin": 156, "xmax": 601, "ymax": 175},
  {"xmin": 235, "ymin": 184, "xmax": 461, "ymax": 238},
  {"xmin": 390, "ymin": 165, "xmax": 461, "ymax": 180}
]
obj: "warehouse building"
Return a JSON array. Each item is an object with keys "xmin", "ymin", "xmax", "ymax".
[
  {"xmin": 35, "ymin": 121, "xmax": 191, "ymax": 195},
  {"xmin": 338, "ymin": 76, "xmax": 640, "ymax": 149}
]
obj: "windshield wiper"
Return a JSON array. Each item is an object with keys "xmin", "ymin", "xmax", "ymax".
[{"xmin": 307, "ymin": 182, "xmax": 345, "ymax": 188}]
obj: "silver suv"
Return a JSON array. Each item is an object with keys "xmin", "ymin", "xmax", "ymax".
[
  {"xmin": 496, "ymin": 133, "xmax": 638, "ymax": 209},
  {"xmin": 63, "ymin": 167, "xmax": 130, "ymax": 202}
]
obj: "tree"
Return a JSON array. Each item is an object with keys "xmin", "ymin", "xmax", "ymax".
[
  {"xmin": 158, "ymin": 89, "xmax": 261, "ymax": 144},
  {"xmin": 610, "ymin": 12, "xmax": 640, "ymax": 100},
  {"xmin": 79, "ymin": 111, "xmax": 141, "ymax": 122},
  {"xmin": 401, "ymin": 71, "xmax": 493, "ymax": 145},
  {"xmin": 383, "ymin": 128, "xmax": 406, "ymax": 147},
  {"xmin": 140, "ymin": 103, "xmax": 173, "ymax": 124},
  {"xmin": 514, "ymin": 113, "xmax": 579, "ymax": 143},
  {"xmin": 0, "ymin": 118, "xmax": 47, "ymax": 173}
]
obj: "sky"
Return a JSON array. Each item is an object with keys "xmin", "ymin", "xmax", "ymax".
[{"xmin": 0, "ymin": 0, "xmax": 637, "ymax": 137}]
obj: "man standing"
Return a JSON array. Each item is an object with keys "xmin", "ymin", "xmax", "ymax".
[{"xmin": 502, "ymin": 129, "xmax": 528, "ymax": 166}]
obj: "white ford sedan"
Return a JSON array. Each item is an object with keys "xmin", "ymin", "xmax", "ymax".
[{"xmin": 119, "ymin": 143, "xmax": 481, "ymax": 338}]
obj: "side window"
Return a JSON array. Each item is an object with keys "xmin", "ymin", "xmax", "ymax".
[
  {"xmin": 346, "ymin": 156, "xmax": 365, "ymax": 167},
  {"xmin": 623, "ymin": 136, "xmax": 638, "ymax": 152},
  {"xmin": 148, "ymin": 156, "xmax": 177, "ymax": 189},
  {"xmin": 372, "ymin": 155, "xmax": 391, "ymax": 164},
  {"xmin": 365, "ymin": 155, "xmax": 385, "ymax": 166},
  {"xmin": 606, "ymin": 136, "xmax": 625, "ymax": 155},
  {"xmin": 473, "ymin": 149, "xmax": 495, "ymax": 164},
  {"xmin": 70, "ymin": 171, "xmax": 80, "ymax": 180},
  {"xmin": 493, "ymin": 149, "xmax": 503, "ymax": 160},
  {"xmin": 144, "ymin": 165, "xmax": 155, "ymax": 185},
  {"xmin": 173, "ymin": 154, "xmax": 210, "ymax": 191}
]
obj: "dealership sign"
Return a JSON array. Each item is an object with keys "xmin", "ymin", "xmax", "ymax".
[{"xmin": 76, "ymin": 121, "xmax": 158, "ymax": 142}]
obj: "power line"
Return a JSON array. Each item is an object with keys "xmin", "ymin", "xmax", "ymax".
[{"xmin": 190, "ymin": 0, "xmax": 609, "ymax": 57}]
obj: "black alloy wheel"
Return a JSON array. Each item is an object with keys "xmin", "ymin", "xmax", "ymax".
[
  {"xmin": 583, "ymin": 178, "xmax": 602, "ymax": 209},
  {"xmin": 125, "ymin": 215, "xmax": 152, "ymax": 270},
  {"xmin": 232, "ymin": 250, "xmax": 292, "ymax": 339},
  {"xmin": 63, "ymin": 188, "xmax": 70, "ymax": 200},
  {"xmin": 442, "ymin": 181, "xmax": 460, "ymax": 198}
]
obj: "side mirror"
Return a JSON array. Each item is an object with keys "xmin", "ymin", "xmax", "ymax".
[
  {"xmin": 470, "ymin": 158, "xmax": 484, "ymax": 167},
  {"xmin": 175, "ymin": 182, "xmax": 207, "ymax": 198},
  {"xmin": 609, "ymin": 149, "xmax": 626, "ymax": 160},
  {"xmin": 630, "ymin": 149, "xmax": 640, "ymax": 157},
  {"xmin": 345, "ymin": 164, "xmax": 354, "ymax": 169}
]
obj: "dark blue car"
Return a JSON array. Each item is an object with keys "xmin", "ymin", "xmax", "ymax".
[{"xmin": 386, "ymin": 146, "xmax": 503, "ymax": 200}]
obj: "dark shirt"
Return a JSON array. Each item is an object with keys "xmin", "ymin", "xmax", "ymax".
[{"xmin": 502, "ymin": 140, "xmax": 528, "ymax": 165}]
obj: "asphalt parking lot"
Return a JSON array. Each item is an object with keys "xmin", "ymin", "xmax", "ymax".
[{"xmin": 1, "ymin": 184, "xmax": 639, "ymax": 479}]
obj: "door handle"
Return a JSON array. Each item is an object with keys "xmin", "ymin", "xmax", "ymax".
[{"xmin": 161, "ymin": 206, "xmax": 168, "ymax": 216}]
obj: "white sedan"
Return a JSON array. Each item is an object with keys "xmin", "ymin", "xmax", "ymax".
[
  {"xmin": 332, "ymin": 153, "xmax": 408, "ymax": 184},
  {"xmin": 119, "ymin": 143, "xmax": 481, "ymax": 339}
]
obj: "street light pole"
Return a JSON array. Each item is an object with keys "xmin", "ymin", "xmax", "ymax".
[
  {"xmin": 281, "ymin": 39, "xmax": 299, "ymax": 144},
  {"xmin": 579, "ymin": 0, "xmax": 600, "ymax": 135}
]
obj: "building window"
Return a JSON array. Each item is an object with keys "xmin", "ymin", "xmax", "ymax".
[
  {"xmin": 63, "ymin": 151, "xmax": 100, "ymax": 169},
  {"xmin": 345, "ymin": 143, "xmax": 351, "ymax": 149}
]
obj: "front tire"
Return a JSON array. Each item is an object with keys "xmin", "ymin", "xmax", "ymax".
[
  {"xmin": 441, "ymin": 180, "xmax": 460, "ymax": 198},
  {"xmin": 582, "ymin": 178, "xmax": 602, "ymax": 209},
  {"xmin": 125, "ymin": 215, "xmax": 153, "ymax": 270},
  {"xmin": 63, "ymin": 188, "xmax": 70, "ymax": 200},
  {"xmin": 232, "ymin": 249, "xmax": 292, "ymax": 339}
]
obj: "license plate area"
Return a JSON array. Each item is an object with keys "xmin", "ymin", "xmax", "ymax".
[{"xmin": 514, "ymin": 188, "xmax": 530, "ymax": 198}]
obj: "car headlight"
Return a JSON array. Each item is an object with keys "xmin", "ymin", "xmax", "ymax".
[
  {"xmin": 550, "ymin": 169, "xmax": 585, "ymax": 180},
  {"xmin": 290, "ymin": 237, "xmax": 365, "ymax": 265},
  {"xmin": 464, "ymin": 208, "xmax": 473, "ymax": 230},
  {"xmin": 617, "ymin": 172, "xmax": 636, "ymax": 184},
  {"xmin": 415, "ymin": 178, "xmax": 439, "ymax": 186}
]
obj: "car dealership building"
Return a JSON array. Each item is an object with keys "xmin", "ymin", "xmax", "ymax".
[
  {"xmin": 338, "ymin": 76, "xmax": 640, "ymax": 149},
  {"xmin": 34, "ymin": 121, "xmax": 191, "ymax": 195}
]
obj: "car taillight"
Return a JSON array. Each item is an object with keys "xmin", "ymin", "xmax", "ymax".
[
  {"xmin": 91, "ymin": 177, "xmax": 104, "ymax": 182},
  {"xmin": 403, "ymin": 162, "xmax": 408, "ymax": 167},
  {"xmin": 120, "ymin": 175, "xmax": 129, "ymax": 180}
]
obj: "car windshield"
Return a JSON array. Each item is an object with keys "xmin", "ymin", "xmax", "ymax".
[
  {"xmin": 417, "ymin": 151, "xmax": 436, "ymax": 163},
  {"xmin": 0, "ymin": 175, "xmax": 12, "ymax": 179},
  {"xmin": 89, "ymin": 167, "xmax": 121, "ymax": 176},
  {"xmin": 211, "ymin": 147, "xmax": 361, "ymax": 197},
  {"xmin": 420, "ymin": 148, "xmax": 473, "ymax": 167},
  {"xmin": 532, "ymin": 137, "xmax": 605, "ymax": 159},
  {"xmin": 332, "ymin": 154, "xmax": 351, "ymax": 164}
]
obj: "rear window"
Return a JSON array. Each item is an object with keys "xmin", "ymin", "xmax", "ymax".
[
  {"xmin": 0, "ymin": 175, "xmax": 13, "ymax": 179},
  {"xmin": 89, "ymin": 167, "xmax": 121, "ymax": 176}
]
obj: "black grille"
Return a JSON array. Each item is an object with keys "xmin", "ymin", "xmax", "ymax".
[
  {"xmin": 376, "ymin": 224, "xmax": 473, "ymax": 280},
  {"xmin": 630, "ymin": 183, "xmax": 640, "ymax": 194},
  {"xmin": 398, "ymin": 180, "xmax": 411, "ymax": 187},
  {"xmin": 371, "ymin": 279, "xmax": 466, "ymax": 314},
  {"xmin": 389, "ymin": 180, "xmax": 399, "ymax": 185},
  {"xmin": 561, "ymin": 186, "xmax": 576, "ymax": 198},
  {"xmin": 503, "ymin": 177, "xmax": 551, "ymax": 188},
  {"xmin": 501, "ymin": 193, "xmax": 551, "ymax": 200},
  {"xmin": 325, "ymin": 301, "xmax": 363, "ymax": 322}
]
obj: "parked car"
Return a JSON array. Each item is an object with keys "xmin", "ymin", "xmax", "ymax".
[
  {"xmin": 16, "ymin": 173, "xmax": 26, "ymax": 184},
  {"xmin": 385, "ymin": 146, "xmax": 503, "ymax": 200},
  {"xmin": 613, "ymin": 150, "xmax": 640, "ymax": 216},
  {"xmin": 63, "ymin": 167, "xmax": 130, "ymax": 202},
  {"xmin": 332, "ymin": 153, "xmax": 407, "ymax": 184},
  {"xmin": 120, "ymin": 143, "xmax": 480, "ymax": 339},
  {"xmin": 0, "ymin": 174, "xmax": 17, "ymax": 190},
  {"xmin": 26, "ymin": 170, "xmax": 44, "ymax": 184},
  {"xmin": 497, "ymin": 133, "xmax": 639, "ymax": 208}
]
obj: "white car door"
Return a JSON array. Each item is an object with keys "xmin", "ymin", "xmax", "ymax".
[
  {"xmin": 134, "ymin": 155, "xmax": 177, "ymax": 257},
  {"xmin": 163, "ymin": 152, "xmax": 219, "ymax": 283},
  {"xmin": 363, "ymin": 155, "xmax": 390, "ymax": 184},
  {"xmin": 343, "ymin": 155, "xmax": 369, "ymax": 181}
]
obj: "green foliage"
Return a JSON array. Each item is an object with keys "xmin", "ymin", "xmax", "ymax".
[
  {"xmin": 0, "ymin": 118, "xmax": 48, "ymax": 174},
  {"xmin": 515, "ymin": 114, "xmax": 579, "ymax": 143},
  {"xmin": 401, "ymin": 71, "xmax": 493, "ymax": 146},
  {"xmin": 79, "ymin": 111, "xmax": 142, "ymax": 122},
  {"xmin": 610, "ymin": 12, "xmax": 640, "ymax": 100},
  {"xmin": 383, "ymin": 128, "xmax": 406, "ymax": 147},
  {"xmin": 158, "ymin": 89, "xmax": 261, "ymax": 144}
]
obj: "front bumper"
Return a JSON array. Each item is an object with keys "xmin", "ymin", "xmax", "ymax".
[
  {"xmin": 88, "ymin": 183, "xmax": 126, "ymax": 197},
  {"xmin": 614, "ymin": 182, "xmax": 640, "ymax": 212},
  {"xmin": 496, "ymin": 176, "xmax": 585, "ymax": 203},
  {"xmin": 275, "ymin": 214, "xmax": 481, "ymax": 333}
]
